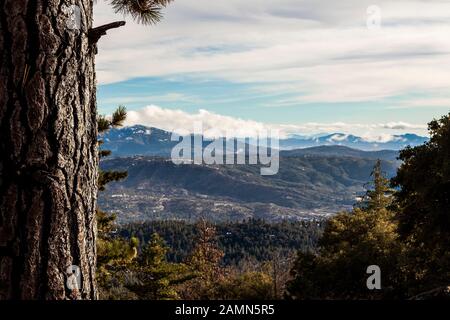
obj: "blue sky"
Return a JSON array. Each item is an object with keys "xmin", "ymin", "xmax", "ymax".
[
  {"xmin": 98, "ymin": 76, "xmax": 448, "ymax": 125},
  {"xmin": 94, "ymin": 0, "xmax": 450, "ymax": 139}
]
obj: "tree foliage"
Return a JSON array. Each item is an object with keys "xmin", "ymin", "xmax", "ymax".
[
  {"xmin": 363, "ymin": 160, "xmax": 393, "ymax": 211},
  {"xmin": 98, "ymin": 106, "xmax": 128, "ymax": 191},
  {"xmin": 120, "ymin": 219, "xmax": 323, "ymax": 265},
  {"xmin": 178, "ymin": 220, "xmax": 225, "ymax": 299},
  {"xmin": 287, "ymin": 113, "xmax": 450, "ymax": 300},
  {"xmin": 109, "ymin": 0, "xmax": 174, "ymax": 25},
  {"xmin": 96, "ymin": 106, "xmax": 139, "ymax": 299},
  {"xmin": 287, "ymin": 161, "xmax": 401, "ymax": 299},
  {"xmin": 175, "ymin": 220, "xmax": 282, "ymax": 300},
  {"xmin": 392, "ymin": 112, "xmax": 450, "ymax": 294},
  {"xmin": 215, "ymin": 271, "xmax": 274, "ymax": 300},
  {"xmin": 125, "ymin": 233, "xmax": 192, "ymax": 300}
]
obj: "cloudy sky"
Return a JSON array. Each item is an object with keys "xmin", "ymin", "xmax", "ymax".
[{"xmin": 94, "ymin": 0, "xmax": 450, "ymax": 138}]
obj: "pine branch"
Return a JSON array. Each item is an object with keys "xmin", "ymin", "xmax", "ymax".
[
  {"xmin": 111, "ymin": 105, "xmax": 127, "ymax": 127},
  {"xmin": 98, "ymin": 117, "xmax": 111, "ymax": 133},
  {"xmin": 98, "ymin": 170, "xmax": 128, "ymax": 191},
  {"xmin": 98, "ymin": 106, "xmax": 127, "ymax": 133},
  {"xmin": 99, "ymin": 150, "xmax": 112, "ymax": 158},
  {"xmin": 109, "ymin": 0, "xmax": 174, "ymax": 25}
]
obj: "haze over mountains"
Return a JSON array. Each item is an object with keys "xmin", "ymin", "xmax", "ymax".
[{"xmin": 97, "ymin": 125, "xmax": 421, "ymax": 224}]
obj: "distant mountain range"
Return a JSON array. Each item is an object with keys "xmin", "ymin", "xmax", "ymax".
[
  {"xmin": 100, "ymin": 125, "xmax": 428, "ymax": 157},
  {"xmin": 98, "ymin": 125, "xmax": 425, "ymax": 223},
  {"xmin": 101, "ymin": 125, "xmax": 175, "ymax": 157},
  {"xmin": 280, "ymin": 132, "xmax": 428, "ymax": 151}
]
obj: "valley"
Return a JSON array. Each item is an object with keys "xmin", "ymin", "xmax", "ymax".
[{"xmin": 99, "ymin": 147, "xmax": 399, "ymax": 223}]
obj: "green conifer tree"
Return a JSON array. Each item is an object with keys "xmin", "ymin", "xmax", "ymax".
[
  {"xmin": 96, "ymin": 106, "xmax": 139, "ymax": 299},
  {"xmin": 287, "ymin": 161, "xmax": 401, "ymax": 299},
  {"xmin": 365, "ymin": 160, "xmax": 393, "ymax": 211},
  {"xmin": 392, "ymin": 112, "xmax": 450, "ymax": 296},
  {"xmin": 126, "ymin": 233, "xmax": 192, "ymax": 300},
  {"xmin": 98, "ymin": 106, "xmax": 128, "ymax": 191}
]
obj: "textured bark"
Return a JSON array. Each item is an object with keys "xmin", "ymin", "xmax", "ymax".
[{"xmin": 0, "ymin": 0, "xmax": 98, "ymax": 299}]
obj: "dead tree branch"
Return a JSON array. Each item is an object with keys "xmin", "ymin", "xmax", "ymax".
[{"xmin": 88, "ymin": 21, "xmax": 126, "ymax": 46}]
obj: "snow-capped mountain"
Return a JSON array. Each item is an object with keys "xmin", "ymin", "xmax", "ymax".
[
  {"xmin": 100, "ymin": 125, "xmax": 176, "ymax": 156},
  {"xmin": 280, "ymin": 132, "xmax": 428, "ymax": 151},
  {"xmin": 100, "ymin": 125, "xmax": 429, "ymax": 156}
]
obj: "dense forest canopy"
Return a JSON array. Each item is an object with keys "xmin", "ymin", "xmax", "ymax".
[{"xmin": 119, "ymin": 219, "xmax": 324, "ymax": 265}]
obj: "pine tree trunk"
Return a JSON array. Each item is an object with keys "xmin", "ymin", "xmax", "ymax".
[{"xmin": 0, "ymin": 0, "xmax": 98, "ymax": 299}]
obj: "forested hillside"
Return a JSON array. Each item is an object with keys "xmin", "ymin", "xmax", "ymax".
[
  {"xmin": 119, "ymin": 219, "xmax": 324, "ymax": 265},
  {"xmin": 99, "ymin": 150, "xmax": 399, "ymax": 222}
]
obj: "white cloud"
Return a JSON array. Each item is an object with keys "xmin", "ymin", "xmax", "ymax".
[
  {"xmin": 124, "ymin": 105, "xmax": 428, "ymax": 139},
  {"xmin": 94, "ymin": 0, "xmax": 450, "ymax": 106},
  {"xmin": 126, "ymin": 105, "xmax": 269, "ymax": 138},
  {"xmin": 380, "ymin": 121, "xmax": 427, "ymax": 130}
]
